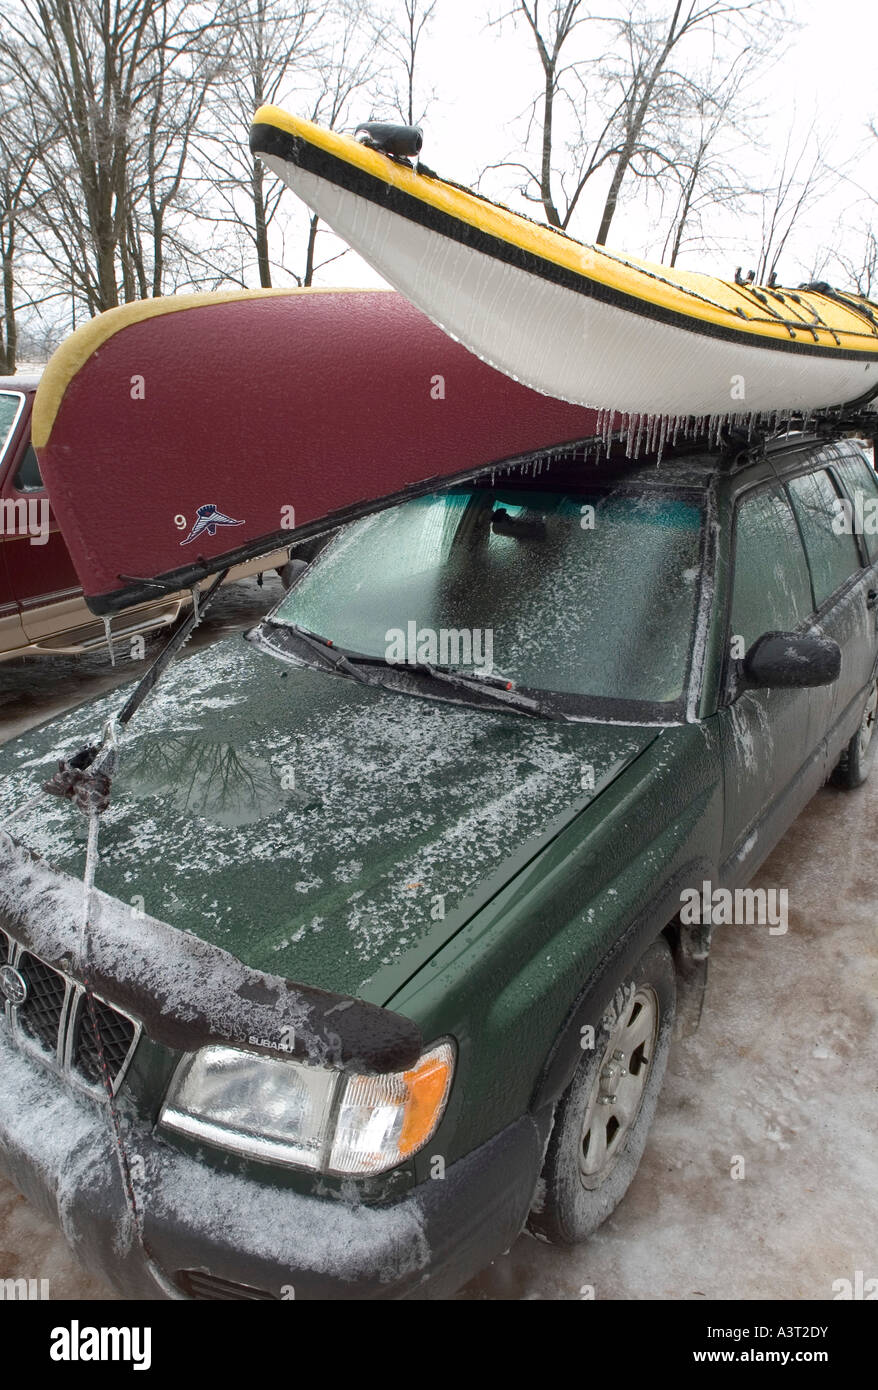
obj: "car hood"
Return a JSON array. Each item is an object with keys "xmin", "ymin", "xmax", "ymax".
[{"xmin": 0, "ymin": 638, "xmax": 659, "ymax": 1000}]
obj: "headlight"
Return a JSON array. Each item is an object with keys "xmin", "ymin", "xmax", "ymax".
[{"xmin": 159, "ymin": 1040, "xmax": 455, "ymax": 1176}]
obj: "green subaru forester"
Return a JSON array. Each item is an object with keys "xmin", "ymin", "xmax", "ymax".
[{"xmin": 0, "ymin": 432, "xmax": 875, "ymax": 1299}]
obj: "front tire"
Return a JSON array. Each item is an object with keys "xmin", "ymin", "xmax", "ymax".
[
  {"xmin": 529, "ymin": 935, "xmax": 676, "ymax": 1245},
  {"xmin": 831, "ymin": 679, "xmax": 878, "ymax": 789}
]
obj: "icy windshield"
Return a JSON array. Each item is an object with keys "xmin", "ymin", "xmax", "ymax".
[{"xmin": 272, "ymin": 487, "xmax": 705, "ymax": 712}]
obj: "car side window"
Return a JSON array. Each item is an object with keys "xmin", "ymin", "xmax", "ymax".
[
  {"xmin": 13, "ymin": 444, "xmax": 44, "ymax": 493},
  {"xmin": 787, "ymin": 469, "xmax": 862, "ymax": 605},
  {"xmin": 832, "ymin": 450, "xmax": 878, "ymax": 564},
  {"xmin": 730, "ymin": 487, "xmax": 814, "ymax": 651}
]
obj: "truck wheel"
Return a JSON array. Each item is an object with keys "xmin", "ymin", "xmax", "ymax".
[
  {"xmin": 529, "ymin": 935, "xmax": 676, "ymax": 1245},
  {"xmin": 831, "ymin": 680, "xmax": 877, "ymax": 789}
]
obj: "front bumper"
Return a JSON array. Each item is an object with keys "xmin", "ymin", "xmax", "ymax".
[{"xmin": 0, "ymin": 1028, "xmax": 547, "ymax": 1300}]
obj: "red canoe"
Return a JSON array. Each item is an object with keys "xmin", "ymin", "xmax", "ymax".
[{"xmin": 32, "ymin": 287, "xmax": 600, "ymax": 615}]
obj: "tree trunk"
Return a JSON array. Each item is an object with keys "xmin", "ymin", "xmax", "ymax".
[
  {"xmin": 595, "ymin": 145, "xmax": 630, "ymax": 246},
  {"xmin": 151, "ymin": 214, "xmax": 163, "ymax": 298},
  {"xmin": 669, "ymin": 167, "xmax": 698, "ymax": 267},
  {"xmin": 253, "ymin": 159, "xmax": 272, "ymax": 288},
  {"xmin": 595, "ymin": 1, "xmax": 683, "ymax": 246},
  {"xmin": 1, "ymin": 246, "xmax": 15, "ymax": 375},
  {"xmin": 540, "ymin": 68, "xmax": 562, "ymax": 228},
  {"xmin": 303, "ymin": 213, "xmax": 320, "ymax": 286}
]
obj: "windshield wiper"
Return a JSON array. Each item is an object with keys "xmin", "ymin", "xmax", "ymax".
[
  {"xmin": 262, "ymin": 623, "xmax": 563, "ymax": 719},
  {"xmin": 366, "ymin": 657, "xmax": 564, "ymax": 720},
  {"xmin": 271, "ymin": 623, "xmax": 378, "ymax": 687}
]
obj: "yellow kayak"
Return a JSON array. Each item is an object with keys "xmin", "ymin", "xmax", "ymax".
[{"xmin": 250, "ymin": 105, "xmax": 878, "ymax": 421}]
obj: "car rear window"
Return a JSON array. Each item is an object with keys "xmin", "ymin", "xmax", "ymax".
[
  {"xmin": 832, "ymin": 450, "xmax": 878, "ymax": 564},
  {"xmin": 787, "ymin": 470, "xmax": 863, "ymax": 606},
  {"xmin": 731, "ymin": 487, "xmax": 813, "ymax": 650}
]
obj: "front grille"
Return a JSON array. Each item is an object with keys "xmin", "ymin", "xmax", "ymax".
[
  {"xmin": 70, "ymin": 993, "xmax": 138, "ymax": 1087},
  {"xmin": 1, "ymin": 930, "xmax": 140, "ymax": 1096},
  {"xmin": 176, "ymin": 1270, "xmax": 278, "ymax": 1301},
  {"xmin": 16, "ymin": 952, "xmax": 68, "ymax": 1059}
]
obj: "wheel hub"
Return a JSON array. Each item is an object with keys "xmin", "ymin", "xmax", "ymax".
[
  {"xmin": 858, "ymin": 684, "xmax": 878, "ymax": 761},
  {"xmin": 579, "ymin": 986, "xmax": 659, "ymax": 1188}
]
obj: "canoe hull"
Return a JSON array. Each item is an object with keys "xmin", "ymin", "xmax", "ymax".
[{"xmin": 33, "ymin": 289, "xmax": 599, "ymax": 615}]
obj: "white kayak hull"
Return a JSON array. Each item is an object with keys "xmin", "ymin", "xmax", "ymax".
[{"xmin": 259, "ymin": 151, "xmax": 878, "ymax": 421}]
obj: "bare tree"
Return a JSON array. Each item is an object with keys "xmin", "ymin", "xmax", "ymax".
[
  {"xmin": 594, "ymin": 1, "xmax": 777, "ymax": 246},
  {"xmin": 2, "ymin": 0, "xmax": 225, "ymax": 317},
  {"xmin": 126, "ymin": 6, "xmax": 230, "ymax": 297},
  {"xmin": 488, "ymin": 1, "xmax": 619, "ymax": 230},
  {"xmin": 371, "ymin": 0, "xmax": 438, "ymax": 127},
  {"xmin": 201, "ymin": 0, "xmax": 377, "ymax": 289},
  {"xmin": 490, "ymin": 0, "xmax": 779, "ymax": 245},
  {"xmin": 198, "ymin": 0, "xmax": 318, "ymax": 289},
  {"xmin": 297, "ymin": 9, "xmax": 380, "ymax": 286},
  {"xmin": 753, "ymin": 122, "xmax": 834, "ymax": 283},
  {"xmin": 0, "ymin": 73, "xmax": 45, "ymax": 373},
  {"xmin": 659, "ymin": 51, "xmax": 754, "ymax": 265},
  {"xmin": 832, "ymin": 228, "xmax": 878, "ymax": 298}
]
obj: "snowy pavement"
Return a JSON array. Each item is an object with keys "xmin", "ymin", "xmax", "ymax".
[
  {"xmin": 462, "ymin": 776, "xmax": 878, "ymax": 1300},
  {"xmin": 0, "ymin": 576, "xmax": 875, "ymax": 1300}
]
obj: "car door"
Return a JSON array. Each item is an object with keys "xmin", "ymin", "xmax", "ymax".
[
  {"xmin": 718, "ymin": 480, "xmax": 824, "ymax": 883},
  {"xmin": 0, "ymin": 401, "xmax": 85, "ymax": 643},
  {"xmin": 784, "ymin": 457, "xmax": 877, "ymax": 770},
  {"xmin": 0, "ymin": 389, "xmax": 33, "ymax": 655}
]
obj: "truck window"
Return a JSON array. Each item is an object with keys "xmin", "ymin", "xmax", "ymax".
[{"xmin": 13, "ymin": 444, "xmax": 43, "ymax": 493}]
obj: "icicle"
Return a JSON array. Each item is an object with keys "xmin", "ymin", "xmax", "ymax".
[
  {"xmin": 635, "ymin": 414, "xmax": 646, "ymax": 459},
  {"xmin": 103, "ymin": 616, "xmax": 116, "ymax": 668},
  {"xmin": 656, "ymin": 414, "xmax": 668, "ymax": 467}
]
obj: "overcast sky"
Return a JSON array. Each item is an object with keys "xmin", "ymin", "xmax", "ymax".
[{"xmin": 307, "ymin": 0, "xmax": 878, "ymax": 292}]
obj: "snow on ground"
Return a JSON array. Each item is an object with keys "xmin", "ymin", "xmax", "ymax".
[
  {"xmin": 0, "ymin": 573, "xmax": 875, "ymax": 1300},
  {"xmin": 460, "ymin": 780, "xmax": 878, "ymax": 1301}
]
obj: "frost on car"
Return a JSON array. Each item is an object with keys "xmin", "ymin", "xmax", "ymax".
[{"xmin": 0, "ymin": 436, "xmax": 876, "ymax": 1299}]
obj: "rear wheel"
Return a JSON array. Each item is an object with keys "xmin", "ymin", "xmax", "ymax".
[
  {"xmin": 529, "ymin": 935, "xmax": 675, "ymax": 1245},
  {"xmin": 832, "ymin": 679, "xmax": 878, "ymax": 789}
]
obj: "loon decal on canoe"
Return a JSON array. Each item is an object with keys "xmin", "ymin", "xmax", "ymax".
[
  {"xmin": 32, "ymin": 288, "xmax": 599, "ymax": 615},
  {"xmin": 250, "ymin": 106, "xmax": 878, "ymax": 421}
]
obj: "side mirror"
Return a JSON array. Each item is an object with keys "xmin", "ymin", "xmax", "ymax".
[
  {"xmin": 741, "ymin": 631, "xmax": 841, "ymax": 690},
  {"xmin": 278, "ymin": 556, "xmax": 308, "ymax": 590}
]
